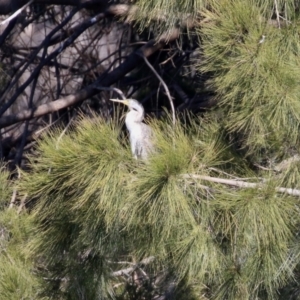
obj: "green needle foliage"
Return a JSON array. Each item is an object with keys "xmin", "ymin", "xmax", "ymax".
[
  {"xmin": 129, "ymin": 0, "xmax": 298, "ymax": 36},
  {"xmin": 213, "ymin": 187, "xmax": 297, "ymax": 299},
  {"xmin": 2, "ymin": 1, "xmax": 300, "ymax": 299},
  {"xmin": 16, "ymin": 112, "xmax": 300, "ymax": 299},
  {"xmin": 0, "ymin": 210, "xmax": 44, "ymax": 300},
  {"xmin": 0, "ymin": 165, "xmax": 45, "ymax": 299},
  {"xmin": 131, "ymin": 0, "xmax": 207, "ymax": 33},
  {"xmin": 20, "ymin": 117, "xmax": 132, "ymax": 299},
  {"xmin": 200, "ymin": 0, "xmax": 300, "ymax": 159},
  {"xmin": 0, "ymin": 164, "xmax": 11, "ymax": 206}
]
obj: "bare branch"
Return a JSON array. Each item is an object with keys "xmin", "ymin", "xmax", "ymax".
[
  {"xmin": 42, "ymin": 4, "xmax": 129, "ymax": 48},
  {"xmin": 0, "ymin": 8, "xmax": 103, "ymax": 116},
  {"xmin": 0, "ymin": 28, "xmax": 181, "ymax": 128},
  {"xmin": 182, "ymin": 174, "xmax": 300, "ymax": 197},
  {"xmin": 274, "ymin": 0, "xmax": 281, "ymax": 29},
  {"xmin": 274, "ymin": 155, "xmax": 300, "ymax": 172},
  {"xmin": 17, "ymin": 193, "xmax": 27, "ymax": 213},
  {"xmin": 0, "ymin": 0, "xmax": 33, "ymax": 26},
  {"xmin": 112, "ymin": 256, "xmax": 155, "ymax": 277},
  {"xmin": 0, "ymin": 0, "xmax": 108, "ymax": 15},
  {"xmin": 139, "ymin": 54, "xmax": 176, "ymax": 126},
  {"xmin": 9, "ymin": 187, "xmax": 17, "ymax": 209},
  {"xmin": 0, "ymin": 6, "xmax": 81, "ymax": 116}
]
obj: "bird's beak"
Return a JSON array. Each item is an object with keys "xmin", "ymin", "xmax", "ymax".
[{"xmin": 110, "ymin": 99, "xmax": 129, "ymax": 106}]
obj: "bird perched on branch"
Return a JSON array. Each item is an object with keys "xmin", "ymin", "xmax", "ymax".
[{"xmin": 110, "ymin": 99, "xmax": 153, "ymax": 160}]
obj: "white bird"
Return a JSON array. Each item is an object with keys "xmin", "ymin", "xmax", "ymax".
[
  {"xmin": 259, "ymin": 35, "xmax": 266, "ymax": 44},
  {"xmin": 110, "ymin": 99, "xmax": 153, "ymax": 160}
]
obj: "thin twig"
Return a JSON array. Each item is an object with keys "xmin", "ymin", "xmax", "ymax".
[
  {"xmin": 279, "ymin": 15, "xmax": 292, "ymax": 24},
  {"xmin": 107, "ymin": 260, "xmax": 135, "ymax": 265},
  {"xmin": 9, "ymin": 188, "xmax": 17, "ymax": 209},
  {"xmin": 274, "ymin": 0, "xmax": 281, "ymax": 29},
  {"xmin": 112, "ymin": 256, "xmax": 155, "ymax": 277},
  {"xmin": 274, "ymin": 155, "xmax": 300, "ymax": 172},
  {"xmin": 208, "ymin": 167, "xmax": 260, "ymax": 180},
  {"xmin": 160, "ymin": 50, "xmax": 177, "ymax": 65},
  {"xmin": 17, "ymin": 193, "xmax": 27, "ymax": 214},
  {"xmin": 254, "ymin": 163, "xmax": 273, "ymax": 171},
  {"xmin": 0, "ymin": 27, "xmax": 182, "ymax": 129},
  {"xmin": 0, "ymin": 7, "xmax": 81, "ymax": 117},
  {"xmin": 182, "ymin": 174, "xmax": 300, "ymax": 197},
  {"xmin": 139, "ymin": 54, "xmax": 176, "ymax": 126},
  {"xmin": 56, "ymin": 116, "xmax": 75, "ymax": 150}
]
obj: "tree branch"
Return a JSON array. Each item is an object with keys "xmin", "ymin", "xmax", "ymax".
[
  {"xmin": 38, "ymin": 4, "xmax": 132, "ymax": 48},
  {"xmin": 0, "ymin": 28, "xmax": 180, "ymax": 128},
  {"xmin": 0, "ymin": 8, "xmax": 106, "ymax": 116},
  {"xmin": 0, "ymin": 0, "xmax": 108, "ymax": 15},
  {"xmin": 0, "ymin": 6, "xmax": 81, "ymax": 116},
  {"xmin": 112, "ymin": 256, "xmax": 155, "ymax": 277},
  {"xmin": 140, "ymin": 54, "xmax": 176, "ymax": 126},
  {"xmin": 0, "ymin": 0, "xmax": 33, "ymax": 25},
  {"xmin": 182, "ymin": 174, "xmax": 300, "ymax": 197}
]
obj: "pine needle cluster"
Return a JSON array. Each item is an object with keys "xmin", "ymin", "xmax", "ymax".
[
  {"xmin": 126, "ymin": 0, "xmax": 208, "ymax": 34},
  {"xmin": 0, "ymin": 166, "xmax": 45, "ymax": 299},
  {"xmin": 20, "ymin": 117, "xmax": 132, "ymax": 299},
  {"xmin": 200, "ymin": 0, "xmax": 300, "ymax": 159},
  {"xmin": 16, "ymin": 113, "xmax": 300, "ymax": 299}
]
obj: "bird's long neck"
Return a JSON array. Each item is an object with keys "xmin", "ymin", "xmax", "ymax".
[
  {"xmin": 124, "ymin": 100, "xmax": 145, "ymax": 133},
  {"xmin": 129, "ymin": 102, "xmax": 144, "ymax": 122},
  {"xmin": 125, "ymin": 111, "xmax": 143, "ymax": 133}
]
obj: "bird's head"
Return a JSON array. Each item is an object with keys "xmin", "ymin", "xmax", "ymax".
[{"xmin": 110, "ymin": 99, "xmax": 144, "ymax": 113}]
